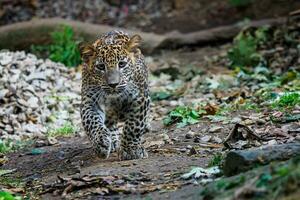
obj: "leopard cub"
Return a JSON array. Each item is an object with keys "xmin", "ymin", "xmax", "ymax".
[{"xmin": 80, "ymin": 30, "xmax": 150, "ymax": 160}]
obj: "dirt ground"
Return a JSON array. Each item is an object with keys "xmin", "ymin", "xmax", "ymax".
[
  {"xmin": 1, "ymin": 47, "xmax": 228, "ymax": 199},
  {"xmin": 2, "ymin": 43, "xmax": 299, "ymax": 199},
  {"xmin": 3, "ymin": 126, "xmax": 211, "ymax": 199}
]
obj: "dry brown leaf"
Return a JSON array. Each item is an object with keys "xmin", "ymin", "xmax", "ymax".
[{"xmin": 204, "ymin": 103, "xmax": 219, "ymax": 115}]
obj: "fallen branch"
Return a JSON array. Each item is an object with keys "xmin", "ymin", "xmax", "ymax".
[
  {"xmin": 0, "ymin": 17, "xmax": 287, "ymax": 54},
  {"xmin": 222, "ymin": 142, "xmax": 300, "ymax": 176},
  {"xmin": 157, "ymin": 17, "xmax": 286, "ymax": 49},
  {"xmin": 223, "ymin": 123, "xmax": 262, "ymax": 149}
]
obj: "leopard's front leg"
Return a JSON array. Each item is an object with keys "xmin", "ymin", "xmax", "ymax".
[
  {"xmin": 119, "ymin": 96, "xmax": 150, "ymax": 160},
  {"xmin": 81, "ymin": 96, "xmax": 112, "ymax": 159},
  {"xmin": 105, "ymin": 109, "xmax": 120, "ymax": 152}
]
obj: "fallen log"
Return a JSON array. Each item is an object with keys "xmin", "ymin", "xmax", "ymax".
[
  {"xmin": 0, "ymin": 18, "xmax": 165, "ymax": 54},
  {"xmin": 157, "ymin": 17, "xmax": 286, "ymax": 49},
  {"xmin": 0, "ymin": 17, "xmax": 286, "ymax": 54},
  {"xmin": 222, "ymin": 142, "xmax": 300, "ymax": 176}
]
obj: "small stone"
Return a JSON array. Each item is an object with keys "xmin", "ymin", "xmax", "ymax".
[
  {"xmin": 27, "ymin": 96, "xmax": 39, "ymax": 108},
  {"xmin": 35, "ymin": 140, "xmax": 49, "ymax": 147},
  {"xmin": 201, "ymin": 135, "xmax": 212, "ymax": 142},
  {"xmin": 231, "ymin": 117, "xmax": 242, "ymax": 123},
  {"xmin": 0, "ymin": 89, "xmax": 9, "ymax": 99},
  {"xmin": 0, "ymin": 53, "xmax": 13, "ymax": 65},
  {"xmin": 169, "ymin": 100, "xmax": 179, "ymax": 107},
  {"xmin": 185, "ymin": 131, "xmax": 194, "ymax": 139},
  {"xmin": 26, "ymin": 72, "xmax": 47, "ymax": 82},
  {"xmin": 208, "ymin": 126, "xmax": 222, "ymax": 133},
  {"xmin": 48, "ymin": 137, "xmax": 58, "ymax": 145},
  {"xmin": 212, "ymin": 136, "xmax": 222, "ymax": 144},
  {"xmin": 188, "ymin": 147, "xmax": 197, "ymax": 156},
  {"xmin": 5, "ymin": 125, "xmax": 13, "ymax": 133},
  {"xmin": 23, "ymin": 124, "xmax": 40, "ymax": 133},
  {"xmin": 256, "ymin": 119, "xmax": 266, "ymax": 125},
  {"xmin": 243, "ymin": 119, "xmax": 255, "ymax": 125},
  {"xmin": 267, "ymin": 139, "xmax": 277, "ymax": 146}
]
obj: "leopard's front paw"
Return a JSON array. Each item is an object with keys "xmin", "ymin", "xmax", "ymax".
[
  {"xmin": 111, "ymin": 138, "xmax": 120, "ymax": 152},
  {"xmin": 110, "ymin": 131, "xmax": 120, "ymax": 152},
  {"xmin": 93, "ymin": 135, "xmax": 111, "ymax": 159},
  {"xmin": 119, "ymin": 145, "xmax": 148, "ymax": 160}
]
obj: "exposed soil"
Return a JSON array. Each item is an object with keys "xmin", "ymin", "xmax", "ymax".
[
  {"xmin": 0, "ymin": 46, "xmax": 227, "ymax": 199},
  {"xmin": 2, "ymin": 119, "xmax": 217, "ymax": 199},
  {"xmin": 2, "ymin": 44, "xmax": 299, "ymax": 199}
]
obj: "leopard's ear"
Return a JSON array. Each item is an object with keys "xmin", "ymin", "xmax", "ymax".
[
  {"xmin": 126, "ymin": 34, "xmax": 142, "ymax": 53},
  {"xmin": 79, "ymin": 42, "xmax": 95, "ymax": 63}
]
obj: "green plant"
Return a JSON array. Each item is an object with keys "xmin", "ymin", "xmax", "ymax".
[
  {"xmin": 280, "ymin": 70, "xmax": 298, "ymax": 85},
  {"xmin": 0, "ymin": 139, "xmax": 30, "ymax": 154},
  {"xmin": 257, "ymin": 157, "xmax": 300, "ymax": 199},
  {"xmin": 228, "ymin": 33, "xmax": 260, "ymax": 67},
  {"xmin": 0, "ymin": 140, "xmax": 12, "ymax": 153},
  {"xmin": 0, "ymin": 177, "xmax": 23, "ymax": 188},
  {"xmin": 272, "ymin": 92, "xmax": 300, "ymax": 108},
  {"xmin": 256, "ymin": 173, "xmax": 273, "ymax": 188},
  {"xmin": 163, "ymin": 105, "xmax": 206, "ymax": 128},
  {"xmin": 31, "ymin": 25, "xmax": 81, "ymax": 67},
  {"xmin": 208, "ymin": 153, "xmax": 223, "ymax": 167},
  {"xmin": 216, "ymin": 176, "xmax": 246, "ymax": 190},
  {"xmin": 48, "ymin": 122, "xmax": 76, "ymax": 137},
  {"xmin": 239, "ymin": 100, "xmax": 260, "ymax": 112},
  {"xmin": 228, "ymin": 27, "xmax": 268, "ymax": 68},
  {"xmin": 0, "ymin": 191, "xmax": 21, "ymax": 200}
]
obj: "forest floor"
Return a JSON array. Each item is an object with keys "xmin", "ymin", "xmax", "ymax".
[
  {"xmin": 0, "ymin": 2, "xmax": 300, "ymax": 198},
  {"xmin": 1, "ymin": 39, "xmax": 300, "ymax": 199}
]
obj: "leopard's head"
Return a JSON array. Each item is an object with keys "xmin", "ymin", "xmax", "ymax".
[{"xmin": 80, "ymin": 31, "xmax": 141, "ymax": 93}]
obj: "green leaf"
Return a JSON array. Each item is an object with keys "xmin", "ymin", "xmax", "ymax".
[
  {"xmin": 187, "ymin": 116, "xmax": 199, "ymax": 124},
  {"xmin": 280, "ymin": 71, "xmax": 297, "ymax": 85},
  {"xmin": 0, "ymin": 191, "xmax": 15, "ymax": 200},
  {"xmin": 30, "ymin": 148, "xmax": 46, "ymax": 155},
  {"xmin": 31, "ymin": 25, "xmax": 81, "ymax": 67},
  {"xmin": 256, "ymin": 173, "xmax": 272, "ymax": 187},
  {"xmin": 190, "ymin": 110, "xmax": 200, "ymax": 119},
  {"xmin": 163, "ymin": 116, "xmax": 173, "ymax": 126},
  {"xmin": 151, "ymin": 91, "xmax": 172, "ymax": 101},
  {"xmin": 0, "ymin": 169, "xmax": 16, "ymax": 176}
]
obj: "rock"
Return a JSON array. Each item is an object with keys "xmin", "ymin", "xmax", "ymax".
[
  {"xmin": 267, "ymin": 139, "xmax": 277, "ymax": 145},
  {"xmin": 209, "ymin": 126, "xmax": 222, "ymax": 133},
  {"xmin": 5, "ymin": 125, "xmax": 13, "ymax": 133},
  {"xmin": 27, "ymin": 96, "xmax": 39, "ymax": 108},
  {"xmin": 201, "ymin": 135, "xmax": 212, "ymax": 142},
  {"xmin": 223, "ymin": 143, "xmax": 300, "ymax": 176},
  {"xmin": 0, "ymin": 52, "xmax": 13, "ymax": 65},
  {"xmin": 0, "ymin": 51, "xmax": 82, "ymax": 140},
  {"xmin": 212, "ymin": 136, "xmax": 222, "ymax": 144},
  {"xmin": 231, "ymin": 117, "xmax": 242, "ymax": 124},
  {"xmin": 185, "ymin": 130, "xmax": 194, "ymax": 139},
  {"xmin": 0, "ymin": 89, "xmax": 8, "ymax": 99},
  {"xmin": 23, "ymin": 124, "xmax": 40, "ymax": 133}
]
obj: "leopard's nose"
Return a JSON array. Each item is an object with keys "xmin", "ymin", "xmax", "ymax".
[{"xmin": 108, "ymin": 83, "xmax": 118, "ymax": 88}]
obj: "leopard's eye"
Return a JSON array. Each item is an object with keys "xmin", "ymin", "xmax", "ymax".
[
  {"xmin": 95, "ymin": 63, "xmax": 105, "ymax": 71},
  {"xmin": 118, "ymin": 61, "xmax": 127, "ymax": 69}
]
